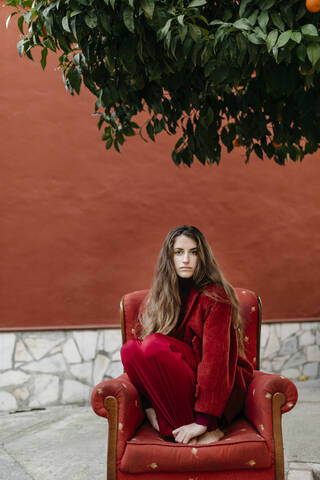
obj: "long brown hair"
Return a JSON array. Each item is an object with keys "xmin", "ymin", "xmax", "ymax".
[{"xmin": 139, "ymin": 226, "xmax": 244, "ymax": 354}]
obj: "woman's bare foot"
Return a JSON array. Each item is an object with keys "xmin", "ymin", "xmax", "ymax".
[
  {"xmin": 191, "ymin": 428, "xmax": 224, "ymax": 445},
  {"xmin": 145, "ymin": 408, "xmax": 160, "ymax": 431},
  {"xmin": 188, "ymin": 437, "xmax": 198, "ymax": 445}
]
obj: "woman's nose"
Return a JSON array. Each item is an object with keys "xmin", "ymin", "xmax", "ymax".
[{"xmin": 183, "ymin": 253, "xmax": 190, "ymax": 263}]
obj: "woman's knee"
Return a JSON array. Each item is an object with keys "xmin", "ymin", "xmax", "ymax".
[{"xmin": 141, "ymin": 333, "xmax": 170, "ymax": 358}]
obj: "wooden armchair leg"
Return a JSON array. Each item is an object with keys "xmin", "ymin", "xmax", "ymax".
[
  {"xmin": 104, "ymin": 396, "xmax": 119, "ymax": 480},
  {"xmin": 272, "ymin": 392, "xmax": 286, "ymax": 480}
]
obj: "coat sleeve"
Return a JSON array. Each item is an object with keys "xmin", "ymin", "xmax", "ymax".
[{"xmin": 194, "ymin": 300, "xmax": 238, "ymax": 418}]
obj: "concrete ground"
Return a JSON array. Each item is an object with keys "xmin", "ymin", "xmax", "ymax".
[{"xmin": 0, "ymin": 380, "xmax": 319, "ymax": 480}]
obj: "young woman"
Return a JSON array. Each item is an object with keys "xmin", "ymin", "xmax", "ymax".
[{"xmin": 120, "ymin": 225, "xmax": 253, "ymax": 445}]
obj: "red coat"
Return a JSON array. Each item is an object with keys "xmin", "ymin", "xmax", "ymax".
[{"xmin": 172, "ymin": 284, "xmax": 254, "ymax": 424}]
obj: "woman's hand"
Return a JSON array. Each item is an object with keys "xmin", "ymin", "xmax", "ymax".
[
  {"xmin": 145, "ymin": 408, "xmax": 160, "ymax": 432},
  {"xmin": 172, "ymin": 423, "xmax": 207, "ymax": 444}
]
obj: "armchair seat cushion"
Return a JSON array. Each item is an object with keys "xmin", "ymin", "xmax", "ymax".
[{"xmin": 120, "ymin": 417, "xmax": 272, "ymax": 473}]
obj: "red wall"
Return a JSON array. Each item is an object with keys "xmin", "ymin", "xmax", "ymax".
[{"xmin": 1, "ymin": 6, "xmax": 319, "ymax": 330}]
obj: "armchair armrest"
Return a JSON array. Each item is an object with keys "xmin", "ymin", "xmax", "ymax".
[
  {"xmin": 91, "ymin": 372, "xmax": 144, "ymax": 455},
  {"xmin": 245, "ymin": 370, "xmax": 298, "ymax": 447}
]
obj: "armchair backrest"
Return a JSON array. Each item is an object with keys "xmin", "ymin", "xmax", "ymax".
[{"xmin": 120, "ymin": 288, "xmax": 261, "ymax": 370}]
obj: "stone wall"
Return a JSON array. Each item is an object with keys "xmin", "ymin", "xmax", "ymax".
[{"xmin": 0, "ymin": 323, "xmax": 319, "ymax": 411}]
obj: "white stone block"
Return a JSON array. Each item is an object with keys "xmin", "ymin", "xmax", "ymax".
[
  {"xmin": 260, "ymin": 359, "xmax": 272, "ymax": 372},
  {"xmin": 61, "ymin": 379, "xmax": 90, "ymax": 404},
  {"xmin": 299, "ymin": 331, "xmax": 315, "ymax": 347},
  {"xmin": 0, "ymin": 391, "xmax": 17, "ymax": 411},
  {"xmin": 279, "ymin": 337, "xmax": 297, "ymax": 356},
  {"xmin": 0, "ymin": 370, "xmax": 30, "ymax": 387},
  {"xmin": 103, "ymin": 329, "xmax": 122, "ymax": 353},
  {"xmin": 70, "ymin": 362, "xmax": 93, "ymax": 384},
  {"xmin": 15, "ymin": 340, "xmax": 32, "ymax": 362},
  {"xmin": 0, "ymin": 333, "xmax": 16, "ymax": 370},
  {"xmin": 302, "ymin": 362, "xmax": 319, "ymax": 378},
  {"xmin": 24, "ymin": 336, "xmax": 62, "ymax": 360},
  {"xmin": 14, "ymin": 386, "xmax": 30, "ymax": 401},
  {"xmin": 283, "ymin": 351, "xmax": 306, "ymax": 369},
  {"xmin": 306, "ymin": 345, "xmax": 320, "ymax": 362},
  {"xmin": 111, "ymin": 350, "xmax": 121, "ymax": 361},
  {"xmin": 29, "ymin": 374, "xmax": 59, "ymax": 407},
  {"xmin": 281, "ymin": 368, "xmax": 300, "ymax": 379},
  {"xmin": 73, "ymin": 331, "xmax": 98, "ymax": 361},
  {"xmin": 264, "ymin": 326, "xmax": 281, "ymax": 358},
  {"xmin": 316, "ymin": 330, "xmax": 320, "ymax": 345},
  {"xmin": 22, "ymin": 354, "xmax": 66, "ymax": 373},
  {"xmin": 260, "ymin": 325, "xmax": 270, "ymax": 349},
  {"xmin": 62, "ymin": 338, "xmax": 81, "ymax": 364},
  {"xmin": 287, "ymin": 470, "xmax": 313, "ymax": 480},
  {"xmin": 302, "ymin": 322, "xmax": 317, "ymax": 330},
  {"xmin": 93, "ymin": 355, "xmax": 110, "ymax": 384},
  {"xmin": 97, "ymin": 331, "xmax": 105, "ymax": 350},
  {"xmin": 279, "ymin": 323, "xmax": 300, "ymax": 338},
  {"xmin": 272, "ymin": 356, "xmax": 289, "ymax": 372},
  {"xmin": 107, "ymin": 361, "xmax": 123, "ymax": 378}
]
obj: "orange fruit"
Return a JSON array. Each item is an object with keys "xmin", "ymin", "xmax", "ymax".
[
  {"xmin": 306, "ymin": 0, "xmax": 320, "ymax": 12},
  {"xmin": 272, "ymin": 140, "xmax": 282, "ymax": 148},
  {"xmin": 232, "ymin": 137, "xmax": 241, "ymax": 147}
]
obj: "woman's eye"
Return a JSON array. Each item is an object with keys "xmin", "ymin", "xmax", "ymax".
[
  {"xmin": 191, "ymin": 251, "xmax": 198, "ymax": 255},
  {"xmin": 175, "ymin": 251, "xmax": 183, "ymax": 255}
]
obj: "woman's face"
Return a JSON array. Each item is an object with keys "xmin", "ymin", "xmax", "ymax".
[{"xmin": 172, "ymin": 235, "xmax": 198, "ymax": 278}]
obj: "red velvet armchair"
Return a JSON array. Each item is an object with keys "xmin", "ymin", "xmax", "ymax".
[{"xmin": 91, "ymin": 288, "xmax": 298, "ymax": 480}]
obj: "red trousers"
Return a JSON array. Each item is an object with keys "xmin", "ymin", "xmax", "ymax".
[{"xmin": 120, "ymin": 333, "xmax": 197, "ymax": 437}]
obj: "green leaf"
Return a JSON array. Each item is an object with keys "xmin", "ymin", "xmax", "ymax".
[
  {"xmin": 248, "ymin": 9, "xmax": 259, "ymax": 26},
  {"xmin": 239, "ymin": 0, "xmax": 251, "ymax": 17},
  {"xmin": 141, "ymin": 0, "xmax": 155, "ymax": 19},
  {"xmin": 70, "ymin": 17, "xmax": 78, "ymax": 40},
  {"xmin": 146, "ymin": 121, "xmax": 155, "ymax": 141},
  {"xmin": 301, "ymin": 24, "xmax": 319, "ymax": 37},
  {"xmin": 307, "ymin": 43, "xmax": 320, "ymax": 66},
  {"xmin": 258, "ymin": 11, "xmax": 269, "ymax": 31},
  {"xmin": 179, "ymin": 24, "xmax": 188, "ymax": 43},
  {"xmin": 253, "ymin": 144, "xmax": 263, "ymax": 159},
  {"xmin": 17, "ymin": 39, "xmax": 24, "ymax": 57},
  {"xmin": 159, "ymin": 18, "xmax": 172, "ymax": 40},
  {"xmin": 123, "ymin": 7, "xmax": 134, "ymax": 32},
  {"xmin": 291, "ymin": 31, "xmax": 302, "ymax": 43},
  {"xmin": 277, "ymin": 30, "xmax": 292, "ymax": 48},
  {"xmin": 233, "ymin": 18, "xmax": 252, "ymax": 31},
  {"xmin": 70, "ymin": 10, "xmax": 82, "ymax": 17},
  {"xmin": 67, "ymin": 67, "xmax": 81, "ymax": 94},
  {"xmin": 85, "ymin": 11, "xmax": 98, "ymax": 29},
  {"xmin": 266, "ymin": 29, "xmax": 278, "ymax": 52},
  {"xmin": 17, "ymin": 15, "xmax": 24, "ymax": 34},
  {"xmin": 270, "ymin": 12, "xmax": 285, "ymax": 31},
  {"xmin": 188, "ymin": 0, "xmax": 207, "ymax": 7},
  {"xmin": 189, "ymin": 24, "xmax": 202, "ymax": 42},
  {"xmin": 6, "ymin": 12, "xmax": 17, "ymax": 29},
  {"xmin": 209, "ymin": 20, "xmax": 225, "ymax": 26},
  {"xmin": 40, "ymin": 47, "xmax": 48, "ymax": 70},
  {"xmin": 177, "ymin": 14, "xmax": 184, "ymax": 26},
  {"xmin": 260, "ymin": 0, "xmax": 276, "ymax": 10},
  {"xmin": 62, "ymin": 16, "xmax": 71, "ymax": 33},
  {"xmin": 105, "ymin": 137, "xmax": 113, "ymax": 149},
  {"xmin": 297, "ymin": 43, "xmax": 306, "ymax": 61},
  {"xmin": 248, "ymin": 33, "xmax": 264, "ymax": 45}
]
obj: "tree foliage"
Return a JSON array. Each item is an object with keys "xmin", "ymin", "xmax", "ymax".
[{"xmin": 5, "ymin": 0, "xmax": 320, "ymax": 166}]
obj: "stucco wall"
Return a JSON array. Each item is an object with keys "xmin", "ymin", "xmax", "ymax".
[{"xmin": 1, "ymin": 6, "xmax": 320, "ymax": 330}]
